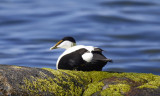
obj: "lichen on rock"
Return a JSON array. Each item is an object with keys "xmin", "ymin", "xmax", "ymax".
[{"xmin": 0, "ymin": 64, "xmax": 160, "ymax": 96}]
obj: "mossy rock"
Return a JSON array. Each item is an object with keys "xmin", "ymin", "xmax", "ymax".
[{"xmin": 0, "ymin": 64, "xmax": 160, "ymax": 96}]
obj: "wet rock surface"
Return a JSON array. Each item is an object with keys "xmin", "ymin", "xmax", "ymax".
[{"xmin": 0, "ymin": 64, "xmax": 160, "ymax": 96}]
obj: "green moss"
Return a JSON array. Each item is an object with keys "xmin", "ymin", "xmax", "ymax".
[
  {"xmin": 12, "ymin": 66, "xmax": 22, "ymax": 69},
  {"xmin": 21, "ymin": 68, "xmax": 160, "ymax": 95},
  {"xmin": 123, "ymin": 73, "xmax": 155, "ymax": 82},
  {"xmin": 138, "ymin": 76, "xmax": 160, "ymax": 89},
  {"xmin": 21, "ymin": 68, "xmax": 90, "ymax": 95},
  {"xmin": 43, "ymin": 69, "xmax": 160, "ymax": 91},
  {"xmin": 22, "ymin": 76, "xmax": 62, "ymax": 95},
  {"xmin": 101, "ymin": 84, "xmax": 130, "ymax": 96},
  {"xmin": 88, "ymin": 71, "xmax": 119, "ymax": 82},
  {"xmin": 101, "ymin": 72, "xmax": 160, "ymax": 89},
  {"xmin": 43, "ymin": 68, "xmax": 91, "ymax": 95},
  {"xmin": 56, "ymin": 69, "xmax": 91, "ymax": 84},
  {"xmin": 83, "ymin": 82, "xmax": 104, "ymax": 96},
  {"xmin": 120, "ymin": 73, "xmax": 160, "ymax": 89}
]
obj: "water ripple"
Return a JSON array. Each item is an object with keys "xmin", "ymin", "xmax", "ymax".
[
  {"xmin": 100, "ymin": 0, "xmax": 159, "ymax": 7},
  {"xmin": 0, "ymin": 0, "xmax": 160, "ymax": 75}
]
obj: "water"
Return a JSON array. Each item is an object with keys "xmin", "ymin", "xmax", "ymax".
[{"xmin": 0, "ymin": 0, "xmax": 160, "ymax": 75}]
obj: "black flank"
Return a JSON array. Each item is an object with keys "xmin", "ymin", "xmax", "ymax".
[{"xmin": 58, "ymin": 48, "xmax": 111, "ymax": 71}]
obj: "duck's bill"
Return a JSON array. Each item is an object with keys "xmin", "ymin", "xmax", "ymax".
[{"xmin": 50, "ymin": 40, "xmax": 63, "ymax": 50}]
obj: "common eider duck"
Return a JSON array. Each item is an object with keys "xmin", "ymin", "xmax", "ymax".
[{"xmin": 50, "ymin": 37, "xmax": 112, "ymax": 71}]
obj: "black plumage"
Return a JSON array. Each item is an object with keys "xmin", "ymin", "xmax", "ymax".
[
  {"xmin": 57, "ymin": 48, "xmax": 112, "ymax": 71},
  {"xmin": 50, "ymin": 37, "xmax": 112, "ymax": 71}
]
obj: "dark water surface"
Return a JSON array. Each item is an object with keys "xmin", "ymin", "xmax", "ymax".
[{"xmin": 0, "ymin": 0, "xmax": 160, "ymax": 75}]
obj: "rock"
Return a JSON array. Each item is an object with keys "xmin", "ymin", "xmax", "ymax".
[{"xmin": 0, "ymin": 64, "xmax": 160, "ymax": 96}]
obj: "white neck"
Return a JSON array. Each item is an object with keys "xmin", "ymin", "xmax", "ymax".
[{"xmin": 57, "ymin": 41, "xmax": 76, "ymax": 49}]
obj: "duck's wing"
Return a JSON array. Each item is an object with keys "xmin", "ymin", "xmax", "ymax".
[{"xmin": 92, "ymin": 47, "xmax": 112, "ymax": 62}]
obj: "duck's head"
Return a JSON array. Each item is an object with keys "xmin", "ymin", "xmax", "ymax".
[{"xmin": 50, "ymin": 37, "xmax": 76, "ymax": 50}]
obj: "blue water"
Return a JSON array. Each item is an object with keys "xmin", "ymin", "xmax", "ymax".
[{"xmin": 0, "ymin": 0, "xmax": 160, "ymax": 75}]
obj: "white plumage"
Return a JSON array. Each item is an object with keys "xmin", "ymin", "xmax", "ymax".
[
  {"xmin": 50, "ymin": 37, "xmax": 112, "ymax": 71},
  {"xmin": 56, "ymin": 45, "xmax": 95, "ymax": 69}
]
